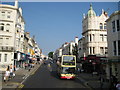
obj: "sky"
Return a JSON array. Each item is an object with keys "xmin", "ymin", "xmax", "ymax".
[{"xmin": 2, "ymin": 2, "xmax": 119, "ymax": 55}]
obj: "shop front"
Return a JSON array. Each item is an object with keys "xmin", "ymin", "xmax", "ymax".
[
  {"xmin": 14, "ymin": 52, "xmax": 28, "ymax": 70},
  {"xmin": 81, "ymin": 55, "xmax": 108, "ymax": 74}
]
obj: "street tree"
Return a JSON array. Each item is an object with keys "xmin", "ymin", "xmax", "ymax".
[{"xmin": 48, "ymin": 52, "xmax": 54, "ymax": 59}]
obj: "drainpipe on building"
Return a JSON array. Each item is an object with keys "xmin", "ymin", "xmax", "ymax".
[{"xmin": 13, "ymin": 0, "xmax": 19, "ymax": 71}]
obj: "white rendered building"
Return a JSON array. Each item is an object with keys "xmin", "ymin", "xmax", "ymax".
[
  {"xmin": 53, "ymin": 48, "xmax": 62, "ymax": 60},
  {"xmin": 53, "ymin": 37, "xmax": 78, "ymax": 60},
  {"xmin": 106, "ymin": 11, "xmax": 120, "ymax": 81},
  {"xmin": 79, "ymin": 4, "xmax": 108, "ymax": 58},
  {"xmin": 0, "ymin": 0, "xmax": 25, "ymax": 71}
]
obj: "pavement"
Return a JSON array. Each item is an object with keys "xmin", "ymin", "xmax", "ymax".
[
  {"xmin": 1, "ymin": 63, "xmax": 42, "ymax": 90},
  {"xmin": 77, "ymin": 72, "xmax": 110, "ymax": 90},
  {"xmin": 0, "ymin": 62, "xmax": 110, "ymax": 90}
]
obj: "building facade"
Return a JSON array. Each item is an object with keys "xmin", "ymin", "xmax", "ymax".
[
  {"xmin": 0, "ymin": 0, "xmax": 25, "ymax": 71},
  {"xmin": 0, "ymin": 0, "xmax": 42, "ymax": 71},
  {"xmin": 106, "ymin": 11, "xmax": 120, "ymax": 81},
  {"xmin": 81, "ymin": 4, "xmax": 108, "ymax": 57},
  {"xmin": 53, "ymin": 37, "xmax": 78, "ymax": 60},
  {"xmin": 78, "ymin": 4, "xmax": 109, "ymax": 73}
]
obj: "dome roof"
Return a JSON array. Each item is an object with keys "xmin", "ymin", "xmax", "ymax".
[{"xmin": 87, "ymin": 4, "xmax": 96, "ymax": 17}]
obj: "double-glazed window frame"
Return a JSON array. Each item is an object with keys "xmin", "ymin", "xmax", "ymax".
[
  {"xmin": 113, "ymin": 41, "xmax": 117, "ymax": 55},
  {"xmin": 112, "ymin": 19, "xmax": 120, "ymax": 32},
  {"xmin": 113, "ymin": 40, "xmax": 120, "ymax": 56}
]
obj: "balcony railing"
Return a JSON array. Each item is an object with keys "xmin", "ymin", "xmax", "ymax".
[{"xmin": 0, "ymin": 46, "xmax": 14, "ymax": 51}]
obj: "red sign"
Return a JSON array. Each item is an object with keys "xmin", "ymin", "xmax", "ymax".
[{"xmin": 84, "ymin": 57, "xmax": 86, "ymax": 60}]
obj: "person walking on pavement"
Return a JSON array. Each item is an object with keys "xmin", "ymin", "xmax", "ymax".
[
  {"xmin": 28, "ymin": 63, "xmax": 31, "ymax": 71},
  {"xmin": 10, "ymin": 64, "xmax": 12, "ymax": 69},
  {"xmin": 116, "ymin": 81, "xmax": 120, "ymax": 90},
  {"xmin": 24, "ymin": 62, "xmax": 28, "ymax": 69},
  {"xmin": 4, "ymin": 68, "xmax": 10, "ymax": 82},
  {"xmin": 9, "ymin": 67, "xmax": 13, "ymax": 79},
  {"xmin": 37, "ymin": 58, "xmax": 40, "ymax": 64},
  {"xmin": 14, "ymin": 65, "xmax": 16, "ymax": 71},
  {"xmin": 111, "ymin": 75, "xmax": 118, "ymax": 90},
  {"xmin": 7, "ymin": 65, "xmax": 10, "ymax": 70},
  {"xmin": 99, "ymin": 75, "xmax": 104, "ymax": 90}
]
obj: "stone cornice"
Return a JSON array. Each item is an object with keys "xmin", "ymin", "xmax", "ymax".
[
  {"xmin": 0, "ymin": 20, "xmax": 14, "ymax": 23},
  {"xmin": 0, "ymin": 4, "xmax": 17, "ymax": 10},
  {"xmin": 82, "ymin": 29, "xmax": 107, "ymax": 35},
  {"xmin": 0, "ymin": 4, "xmax": 25, "ymax": 24}
]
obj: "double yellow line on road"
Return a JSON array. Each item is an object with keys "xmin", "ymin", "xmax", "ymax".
[
  {"xmin": 5, "ymin": 82, "xmax": 24, "ymax": 89},
  {"xmin": 17, "ymin": 83, "xmax": 24, "ymax": 89}
]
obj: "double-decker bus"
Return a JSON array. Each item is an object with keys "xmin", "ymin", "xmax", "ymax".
[{"xmin": 57, "ymin": 55, "xmax": 76, "ymax": 79}]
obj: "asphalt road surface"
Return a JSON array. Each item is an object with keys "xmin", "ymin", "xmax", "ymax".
[{"xmin": 22, "ymin": 60, "xmax": 87, "ymax": 88}]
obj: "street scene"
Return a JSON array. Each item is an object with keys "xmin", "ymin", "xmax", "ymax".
[
  {"xmin": 0, "ymin": 0, "xmax": 120, "ymax": 89},
  {"xmin": 1, "ymin": 59, "xmax": 109, "ymax": 89}
]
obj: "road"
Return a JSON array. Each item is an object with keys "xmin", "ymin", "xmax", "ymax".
[{"xmin": 22, "ymin": 60, "xmax": 88, "ymax": 88}]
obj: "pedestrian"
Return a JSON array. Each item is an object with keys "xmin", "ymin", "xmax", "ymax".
[
  {"xmin": 4, "ymin": 68, "xmax": 10, "ymax": 82},
  {"xmin": 25, "ymin": 63, "xmax": 28, "ymax": 69},
  {"xmin": 32, "ymin": 62, "xmax": 34, "ymax": 68},
  {"xmin": 37, "ymin": 58, "xmax": 40, "ymax": 64},
  {"xmin": 7, "ymin": 65, "xmax": 10, "ymax": 70},
  {"xmin": 111, "ymin": 75, "xmax": 118, "ymax": 90},
  {"xmin": 57, "ymin": 60, "xmax": 60, "ymax": 66},
  {"xmin": 30, "ymin": 63, "xmax": 33, "ymax": 68},
  {"xmin": 10, "ymin": 64, "xmax": 12, "ymax": 69},
  {"xmin": 23, "ymin": 62, "xmax": 25, "ymax": 68},
  {"xmin": 116, "ymin": 81, "xmax": 120, "ymax": 90},
  {"xmin": 14, "ymin": 65, "xmax": 16, "ymax": 71},
  {"xmin": 13, "ymin": 72, "xmax": 15, "ymax": 77},
  {"xmin": 78, "ymin": 68, "xmax": 81, "ymax": 73},
  {"xmin": 10, "ymin": 67, "xmax": 13, "ymax": 79},
  {"xmin": 28, "ymin": 63, "xmax": 31, "ymax": 71},
  {"xmin": 99, "ymin": 76, "xmax": 104, "ymax": 89}
]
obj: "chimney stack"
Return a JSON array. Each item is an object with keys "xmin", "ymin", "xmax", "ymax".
[{"xmin": 15, "ymin": 0, "xmax": 18, "ymax": 8}]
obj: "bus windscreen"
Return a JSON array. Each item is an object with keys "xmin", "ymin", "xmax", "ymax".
[{"xmin": 63, "ymin": 56, "xmax": 75, "ymax": 65}]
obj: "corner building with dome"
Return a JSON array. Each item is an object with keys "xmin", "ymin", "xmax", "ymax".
[{"xmin": 78, "ymin": 4, "xmax": 109, "ymax": 78}]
